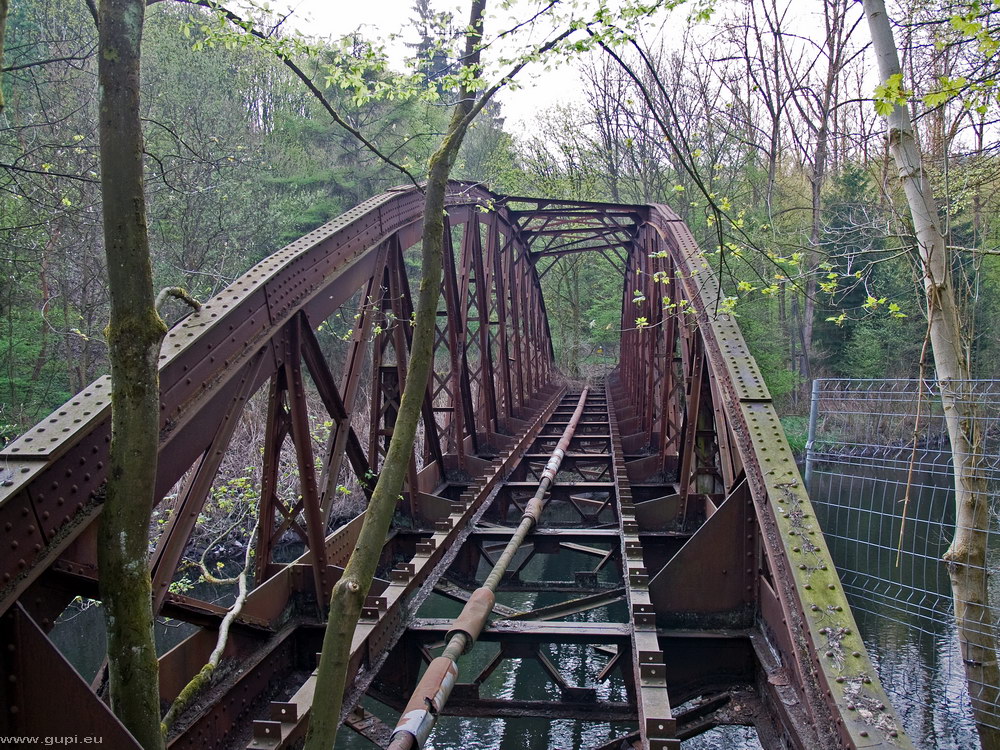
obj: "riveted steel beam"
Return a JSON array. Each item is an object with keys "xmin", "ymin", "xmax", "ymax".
[{"xmin": 0, "ymin": 182, "xmax": 913, "ymax": 750}]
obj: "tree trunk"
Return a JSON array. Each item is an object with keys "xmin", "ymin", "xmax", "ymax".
[
  {"xmin": 29, "ymin": 228, "xmax": 58, "ymax": 384},
  {"xmin": 0, "ymin": 0, "xmax": 8, "ymax": 113},
  {"xmin": 863, "ymin": 3, "xmax": 1000, "ymax": 748},
  {"xmin": 802, "ymin": 0, "xmax": 851, "ymax": 398},
  {"xmin": 789, "ymin": 293, "xmax": 805, "ymax": 409},
  {"xmin": 301, "ymin": 3, "xmax": 487, "ymax": 748},
  {"xmin": 570, "ymin": 258, "xmax": 580, "ymax": 378},
  {"xmin": 96, "ymin": 1, "xmax": 168, "ymax": 747}
]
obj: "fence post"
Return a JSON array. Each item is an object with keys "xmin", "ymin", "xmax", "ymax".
[{"xmin": 805, "ymin": 378, "xmax": 821, "ymax": 491}]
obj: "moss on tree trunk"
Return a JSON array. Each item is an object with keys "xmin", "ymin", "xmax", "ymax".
[
  {"xmin": 301, "ymin": 3, "xmax": 487, "ymax": 748},
  {"xmin": 96, "ymin": 0, "xmax": 167, "ymax": 747}
]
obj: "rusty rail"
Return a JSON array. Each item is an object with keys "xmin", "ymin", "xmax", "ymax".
[
  {"xmin": 387, "ymin": 389, "xmax": 589, "ymax": 750},
  {"xmin": 0, "ymin": 184, "xmax": 915, "ymax": 749}
]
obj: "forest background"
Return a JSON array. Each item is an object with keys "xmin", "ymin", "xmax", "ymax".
[
  {"xmin": 2, "ymin": 0, "xmax": 998, "ymax": 456},
  {"xmin": 3, "ymin": 0, "xmax": 1000, "ymax": 745}
]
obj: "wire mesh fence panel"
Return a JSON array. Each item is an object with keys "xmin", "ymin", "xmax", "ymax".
[{"xmin": 806, "ymin": 378, "xmax": 1000, "ymax": 748}]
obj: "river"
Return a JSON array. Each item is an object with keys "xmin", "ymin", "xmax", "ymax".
[
  {"xmin": 810, "ymin": 456, "xmax": 983, "ymax": 750},
  {"xmin": 49, "ymin": 459, "xmax": 978, "ymax": 749}
]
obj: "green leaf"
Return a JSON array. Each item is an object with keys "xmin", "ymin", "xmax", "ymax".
[{"xmin": 873, "ymin": 73, "xmax": 910, "ymax": 115}]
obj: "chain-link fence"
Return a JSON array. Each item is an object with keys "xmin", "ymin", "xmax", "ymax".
[{"xmin": 806, "ymin": 378, "xmax": 1000, "ymax": 748}]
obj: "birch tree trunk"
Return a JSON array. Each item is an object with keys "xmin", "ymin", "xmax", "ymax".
[
  {"xmin": 96, "ymin": 0, "xmax": 168, "ymax": 747},
  {"xmin": 301, "ymin": 2, "xmax": 487, "ymax": 747},
  {"xmin": 863, "ymin": 3, "xmax": 1000, "ymax": 747}
]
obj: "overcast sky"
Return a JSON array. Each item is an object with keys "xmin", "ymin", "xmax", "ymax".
[
  {"xmin": 272, "ymin": 0, "xmax": 875, "ymax": 137},
  {"xmin": 273, "ymin": 0, "xmax": 603, "ymax": 131}
]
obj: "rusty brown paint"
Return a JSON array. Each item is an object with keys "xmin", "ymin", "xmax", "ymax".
[{"xmin": 0, "ymin": 183, "xmax": 914, "ymax": 750}]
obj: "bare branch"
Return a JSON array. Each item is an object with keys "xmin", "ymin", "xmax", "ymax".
[
  {"xmin": 171, "ymin": 0, "xmax": 422, "ymax": 189},
  {"xmin": 155, "ymin": 286, "xmax": 202, "ymax": 312},
  {"xmin": 3, "ymin": 49, "xmax": 97, "ymax": 73}
]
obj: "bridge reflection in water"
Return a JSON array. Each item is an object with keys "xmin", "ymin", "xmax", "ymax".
[{"xmin": 1, "ymin": 184, "xmax": 911, "ymax": 749}]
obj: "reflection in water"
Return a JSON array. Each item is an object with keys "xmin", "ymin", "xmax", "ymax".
[
  {"xmin": 810, "ymin": 457, "xmax": 981, "ymax": 749},
  {"xmin": 49, "ymin": 579, "xmax": 232, "ymax": 683}
]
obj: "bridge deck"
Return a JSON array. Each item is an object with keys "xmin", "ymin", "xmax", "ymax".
[{"xmin": 0, "ymin": 183, "xmax": 912, "ymax": 749}]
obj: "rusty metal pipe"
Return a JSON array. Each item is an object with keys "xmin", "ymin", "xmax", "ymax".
[
  {"xmin": 386, "ymin": 389, "xmax": 590, "ymax": 750},
  {"xmin": 482, "ymin": 389, "xmax": 588, "ymax": 592}
]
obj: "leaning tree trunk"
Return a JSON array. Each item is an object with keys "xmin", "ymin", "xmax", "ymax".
[
  {"xmin": 863, "ymin": 3, "xmax": 1000, "ymax": 747},
  {"xmin": 96, "ymin": 0, "xmax": 168, "ymax": 747},
  {"xmin": 301, "ymin": 2, "xmax": 487, "ymax": 748}
]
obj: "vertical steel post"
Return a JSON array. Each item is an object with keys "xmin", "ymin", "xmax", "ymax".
[
  {"xmin": 254, "ymin": 372, "xmax": 288, "ymax": 584},
  {"xmin": 284, "ymin": 316, "xmax": 331, "ymax": 607},
  {"xmin": 470, "ymin": 215, "xmax": 499, "ymax": 438},
  {"xmin": 804, "ymin": 378, "xmax": 821, "ymax": 491},
  {"xmin": 491, "ymin": 221, "xmax": 515, "ymax": 428}
]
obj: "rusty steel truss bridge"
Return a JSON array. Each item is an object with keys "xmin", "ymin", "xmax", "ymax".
[{"xmin": 0, "ymin": 183, "xmax": 912, "ymax": 748}]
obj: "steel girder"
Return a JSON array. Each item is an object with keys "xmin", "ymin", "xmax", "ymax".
[
  {"xmin": 0, "ymin": 182, "xmax": 554, "ymax": 743},
  {"xmin": 0, "ymin": 184, "xmax": 912, "ymax": 749}
]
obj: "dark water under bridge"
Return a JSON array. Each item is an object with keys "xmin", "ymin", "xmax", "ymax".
[{"xmin": 0, "ymin": 183, "xmax": 912, "ymax": 749}]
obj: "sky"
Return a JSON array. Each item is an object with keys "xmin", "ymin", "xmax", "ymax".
[
  {"xmin": 269, "ymin": 0, "xmax": 877, "ymax": 138},
  {"xmin": 272, "ymin": 0, "xmax": 599, "ymax": 131}
]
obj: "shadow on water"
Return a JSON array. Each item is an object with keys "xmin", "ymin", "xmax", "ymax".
[{"xmin": 810, "ymin": 455, "xmax": 983, "ymax": 749}]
